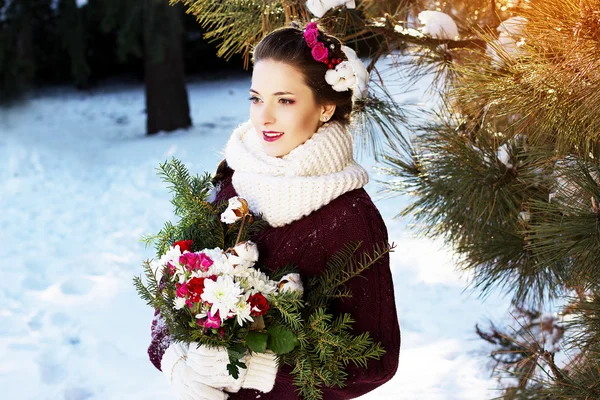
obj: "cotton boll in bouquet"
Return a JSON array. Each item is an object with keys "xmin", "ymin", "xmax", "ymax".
[{"xmin": 135, "ymin": 158, "xmax": 390, "ymax": 399}]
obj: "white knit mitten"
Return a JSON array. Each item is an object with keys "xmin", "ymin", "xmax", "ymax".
[
  {"xmin": 162, "ymin": 342, "xmax": 228, "ymax": 400},
  {"xmin": 225, "ymin": 350, "xmax": 279, "ymax": 394},
  {"xmin": 185, "ymin": 343, "xmax": 239, "ymax": 388}
]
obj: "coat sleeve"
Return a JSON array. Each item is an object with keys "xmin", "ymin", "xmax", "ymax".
[
  {"xmin": 312, "ymin": 189, "xmax": 401, "ymax": 399},
  {"xmin": 148, "ymin": 308, "xmax": 173, "ymax": 371}
]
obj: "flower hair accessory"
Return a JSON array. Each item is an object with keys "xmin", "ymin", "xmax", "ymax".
[
  {"xmin": 303, "ymin": 22, "xmax": 342, "ymax": 69},
  {"xmin": 303, "ymin": 23, "xmax": 369, "ymax": 100},
  {"xmin": 325, "ymin": 46, "xmax": 369, "ymax": 100}
]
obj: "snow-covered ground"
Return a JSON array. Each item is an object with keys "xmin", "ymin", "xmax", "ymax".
[{"xmin": 0, "ymin": 70, "xmax": 512, "ymax": 400}]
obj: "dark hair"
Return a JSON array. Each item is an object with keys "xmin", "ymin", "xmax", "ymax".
[{"xmin": 252, "ymin": 23, "xmax": 354, "ymax": 125}]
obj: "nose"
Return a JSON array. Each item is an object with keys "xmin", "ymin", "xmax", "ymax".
[{"xmin": 259, "ymin": 102, "xmax": 275, "ymax": 126}]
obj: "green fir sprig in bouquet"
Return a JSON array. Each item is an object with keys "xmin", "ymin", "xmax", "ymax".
[{"xmin": 134, "ymin": 158, "xmax": 389, "ymax": 399}]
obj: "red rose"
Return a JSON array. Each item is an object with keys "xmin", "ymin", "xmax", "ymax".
[
  {"xmin": 187, "ymin": 277, "xmax": 206, "ymax": 303},
  {"xmin": 304, "ymin": 28, "xmax": 318, "ymax": 47},
  {"xmin": 311, "ymin": 42, "xmax": 329, "ymax": 64},
  {"xmin": 173, "ymin": 240, "xmax": 193, "ymax": 253},
  {"xmin": 248, "ymin": 293, "xmax": 270, "ymax": 316}
]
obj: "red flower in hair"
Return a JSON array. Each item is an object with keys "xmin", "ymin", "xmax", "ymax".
[{"xmin": 173, "ymin": 240, "xmax": 193, "ymax": 253}]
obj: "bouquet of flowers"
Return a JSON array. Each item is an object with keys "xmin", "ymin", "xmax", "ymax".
[{"xmin": 134, "ymin": 159, "xmax": 390, "ymax": 399}]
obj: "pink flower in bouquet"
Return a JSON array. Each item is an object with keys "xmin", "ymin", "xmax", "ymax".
[
  {"xmin": 205, "ymin": 310, "xmax": 221, "ymax": 329},
  {"xmin": 167, "ymin": 261, "xmax": 176, "ymax": 275},
  {"xmin": 175, "ymin": 282, "xmax": 188, "ymax": 298},
  {"xmin": 249, "ymin": 293, "xmax": 270, "ymax": 316},
  {"xmin": 179, "ymin": 252, "xmax": 214, "ymax": 272},
  {"xmin": 173, "ymin": 239, "xmax": 193, "ymax": 253}
]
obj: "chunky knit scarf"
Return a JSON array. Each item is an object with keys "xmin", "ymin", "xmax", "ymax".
[{"xmin": 224, "ymin": 120, "xmax": 369, "ymax": 228}]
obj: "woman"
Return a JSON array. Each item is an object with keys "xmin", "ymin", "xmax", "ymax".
[{"xmin": 148, "ymin": 22, "xmax": 400, "ymax": 400}]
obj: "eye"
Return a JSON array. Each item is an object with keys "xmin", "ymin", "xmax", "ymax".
[
  {"xmin": 248, "ymin": 96, "xmax": 261, "ymax": 104},
  {"xmin": 279, "ymin": 98, "xmax": 295, "ymax": 105}
]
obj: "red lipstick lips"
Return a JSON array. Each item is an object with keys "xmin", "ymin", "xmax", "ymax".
[{"xmin": 262, "ymin": 130, "xmax": 284, "ymax": 142}]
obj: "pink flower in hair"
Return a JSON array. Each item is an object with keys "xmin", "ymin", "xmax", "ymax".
[
  {"xmin": 311, "ymin": 42, "xmax": 329, "ymax": 63},
  {"xmin": 304, "ymin": 27, "xmax": 319, "ymax": 47}
]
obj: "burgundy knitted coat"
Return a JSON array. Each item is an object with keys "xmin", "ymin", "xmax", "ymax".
[{"xmin": 148, "ymin": 165, "xmax": 401, "ymax": 399}]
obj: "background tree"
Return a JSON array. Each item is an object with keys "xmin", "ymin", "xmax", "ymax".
[
  {"xmin": 172, "ymin": 0, "xmax": 600, "ymax": 398},
  {"xmin": 100, "ymin": 0, "xmax": 191, "ymax": 134}
]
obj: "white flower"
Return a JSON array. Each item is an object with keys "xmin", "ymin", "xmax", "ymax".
[
  {"xmin": 232, "ymin": 297, "xmax": 254, "ymax": 326},
  {"xmin": 221, "ymin": 196, "xmax": 247, "ymax": 224},
  {"xmin": 246, "ymin": 270, "xmax": 278, "ymax": 296},
  {"xmin": 418, "ymin": 10, "xmax": 459, "ymax": 40},
  {"xmin": 173, "ymin": 297, "xmax": 187, "ymax": 310},
  {"xmin": 278, "ymin": 273, "xmax": 304, "ymax": 294},
  {"xmin": 306, "ymin": 0, "xmax": 355, "ymax": 18},
  {"xmin": 201, "ymin": 275, "xmax": 244, "ymax": 321},
  {"xmin": 201, "ymin": 248, "xmax": 233, "ymax": 276}
]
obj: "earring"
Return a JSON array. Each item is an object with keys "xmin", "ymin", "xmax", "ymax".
[{"xmin": 321, "ymin": 115, "xmax": 329, "ymax": 122}]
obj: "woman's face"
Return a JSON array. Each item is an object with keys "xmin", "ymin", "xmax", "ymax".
[{"xmin": 249, "ymin": 60, "xmax": 334, "ymax": 157}]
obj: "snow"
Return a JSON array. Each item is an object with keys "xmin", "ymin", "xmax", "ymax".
[
  {"xmin": 305, "ymin": 0, "xmax": 356, "ymax": 18},
  {"xmin": 1, "ymin": 68, "xmax": 515, "ymax": 399},
  {"xmin": 417, "ymin": 11, "xmax": 459, "ymax": 40}
]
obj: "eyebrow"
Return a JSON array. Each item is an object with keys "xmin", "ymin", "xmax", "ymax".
[{"xmin": 249, "ymin": 88, "xmax": 295, "ymax": 96}]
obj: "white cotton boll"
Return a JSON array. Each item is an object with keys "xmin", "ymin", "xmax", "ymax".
[
  {"xmin": 418, "ymin": 10, "xmax": 459, "ymax": 40},
  {"xmin": 497, "ymin": 144, "xmax": 513, "ymax": 168},
  {"xmin": 332, "ymin": 80, "xmax": 351, "ymax": 92},
  {"xmin": 325, "ymin": 69, "xmax": 341, "ymax": 86},
  {"xmin": 305, "ymin": 0, "xmax": 356, "ymax": 18},
  {"xmin": 278, "ymin": 273, "xmax": 304, "ymax": 294},
  {"xmin": 221, "ymin": 196, "xmax": 245, "ymax": 224},
  {"xmin": 336, "ymin": 62, "xmax": 353, "ymax": 79}
]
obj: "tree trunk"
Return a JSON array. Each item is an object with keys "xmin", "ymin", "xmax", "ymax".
[
  {"xmin": 143, "ymin": 0, "xmax": 191, "ymax": 135},
  {"xmin": 15, "ymin": 2, "xmax": 34, "ymax": 90}
]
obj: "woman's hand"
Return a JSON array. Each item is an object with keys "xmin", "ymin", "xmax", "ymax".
[{"xmin": 161, "ymin": 342, "xmax": 228, "ymax": 400}]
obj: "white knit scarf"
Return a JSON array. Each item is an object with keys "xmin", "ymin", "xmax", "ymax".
[{"xmin": 224, "ymin": 120, "xmax": 369, "ymax": 228}]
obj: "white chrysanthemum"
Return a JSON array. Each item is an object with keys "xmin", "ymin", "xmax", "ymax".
[
  {"xmin": 278, "ymin": 273, "xmax": 304, "ymax": 294},
  {"xmin": 173, "ymin": 297, "xmax": 187, "ymax": 310},
  {"xmin": 247, "ymin": 270, "xmax": 278, "ymax": 295},
  {"xmin": 418, "ymin": 10, "xmax": 459, "ymax": 40},
  {"xmin": 305, "ymin": 0, "xmax": 355, "ymax": 18},
  {"xmin": 201, "ymin": 248, "xmax": 233, "ymax": 276},
  {"xmin": 232, "ymin": 297, "xmax": 254, "ymax": 326},
  {"xmin": 221, "ymin": 196, "xmax": 244, "ymax": 224},
  {"xmin": 201, "ymin": 275, "xmax": 244, "ymax": 321}
]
